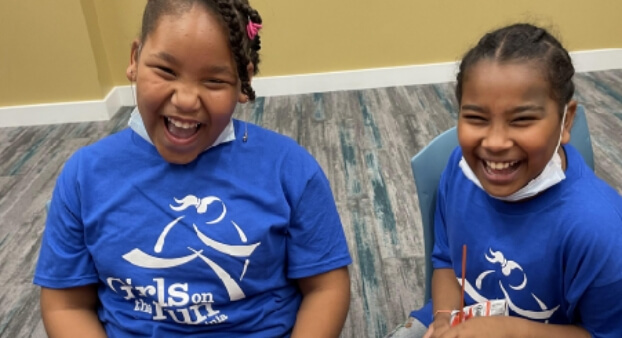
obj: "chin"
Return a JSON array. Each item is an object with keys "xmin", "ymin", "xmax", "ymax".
[
  {"xmin": 158, "ymin": 149, "xmax": 200, "ymax": 165},
  {"xmin": 166, "ymin": 157, "xmax": 197, "ymax": 165},
  {"xmin": 481, "ymin": 184, "xmax": 519, "ymax": 198}
]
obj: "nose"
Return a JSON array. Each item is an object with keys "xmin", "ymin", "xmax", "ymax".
[
  {"xmin": 481, "ymin": 124, "xmax": 513, "ymax": 152},
  {"xmin": 171, "ymin": 82, "xmax": 201, "ymax": 112}
]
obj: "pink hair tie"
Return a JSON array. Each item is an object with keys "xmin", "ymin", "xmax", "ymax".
[{"xmin": 246, "ymin": 20, "xmax": 262, "ymax": 40}]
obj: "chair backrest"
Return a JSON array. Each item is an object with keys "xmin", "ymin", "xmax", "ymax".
[{"xmin": 410, "ymin": 104, "xmax": 593, "ymax": 302}]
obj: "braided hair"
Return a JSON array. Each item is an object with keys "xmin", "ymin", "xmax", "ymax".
[
  {"xmin": 140, "ymin": 0, "xmax": 263, "ymax": 101},
  {"xmin": 455, "ymin": 23, "xmax": 575, "ymax": 114}
]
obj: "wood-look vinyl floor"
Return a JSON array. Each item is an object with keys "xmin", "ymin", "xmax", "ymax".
[{"xmin": 1, "ymin": 69, "xmax": 621, "ymax": 337}]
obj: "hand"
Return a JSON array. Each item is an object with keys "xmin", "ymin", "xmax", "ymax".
[
  {"xmin": 428, "ymin": 314, "xmax": 451, "ymax": 338},
  {"xmin": 291, "ymin": 268, "xmax": 350, "ymax": 338},
  {"xmin": 423, "ymin": 325, "xmax": 434, "ymax": 338},
  {"xmin": 431, "ymin": 316, "xmax": 509, "ymax": 338},
  {"xmin": 433, "ymin": 316, "xmax": 591, "ymax": 338}
]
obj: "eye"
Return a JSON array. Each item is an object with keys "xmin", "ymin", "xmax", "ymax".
[
  {"xmin": 154, "ymin": 66, "xmax": 176, "ymax": 78},
  {"xmin": 511, "ymin": 116, "xmax": 537, "ymax": 126},
  {"xmin": 462, "ymin": 114, "xmax": 488, "ymax": 124},
  {"xmin": 203, "ymin": 78, "xmax": 232, "ymax": 88}
]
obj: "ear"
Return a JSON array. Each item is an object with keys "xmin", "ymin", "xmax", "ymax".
[
  {"xmin": 238, "ymin": 63, "xmax": 255, "ymax": 103},
  {"xmin": 561, "ymin": 100, "xmax": 577, "ymax": 144},
  {"xmin": 246, "ymin": 62, "xmax": 255, "ymax": 81},
  {"xmin": 126, "ymin": 39, "xmax": 141, "ymax": 82}
]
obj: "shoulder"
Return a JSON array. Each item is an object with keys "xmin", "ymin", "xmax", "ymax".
[
  {"xmin": 562, "ymin": 145, "xmax": 622, "ymax": 228},
  {"xmin": 446, "ymin": 146, "xmax": 464, "ymax": 171},
  {"xmin": 238, "ymin": 120, "xmax": 322, "ymax": 173},
  {"xmin": 242, "ymin": 121, "xmax": 306, "ymax": 152},
  {"xmin": 73, "ymin": 128, "xmax": 134, "ymax": 160},
  {"xmin": 62, "ymin": 129, "xmax": 132, "ymax": 167},
  {"xmin": 560, "ymin": 184, "xmax": 622, "ymax": 240},
  {"xmin": 557, "ymin": 155, "xmax": 622, "ymax": 283},
  {"xmin": 57, "ymin": 128, "xmax": 149, "ymax": 188},
  {"xmin": 439, "ymin": 146, "xmax": 469, "ymax": 191},
  {"xmin": 234, "ymin": 120, "xmax": 329, "ymax": 200},
  {"xmin": 85, "ymin": 128, "xmax": 133, "ymax": 150},
  {"xmin": 557, "ymin": 147, "xmax": 622, "ymax": 237},
  {"xmin": 560, "ymin": 195, "xmax": 622, "ymax": 244}
]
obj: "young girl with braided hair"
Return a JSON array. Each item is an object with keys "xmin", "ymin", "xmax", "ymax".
[
  {"xmin": 387, "ymin": 23, "xmax": 622, "ymax": 338},
  {"xmin": 34, "ymin": 1, "xmax": 351, "ymax": 336}
]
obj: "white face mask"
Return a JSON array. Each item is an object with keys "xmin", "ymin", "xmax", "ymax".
[
  {"xmin": 127, "ymin": 107, "xmax": 236, "ymax": 149},
  {"xmin": 459, "ymin": 105, "xmax": 568, "ymax": 202}
]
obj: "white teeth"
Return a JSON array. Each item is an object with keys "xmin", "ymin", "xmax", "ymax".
[
  {"xmin": 167, "ymin": 117, "xmax": 200, "ymax": 129},
  {"xmin": 485, "ymin": 160, "xmax": 518, "ymax": 170}
]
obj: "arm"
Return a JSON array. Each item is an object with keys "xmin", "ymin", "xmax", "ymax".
[
  {"xmin": 429, "ymin": 154, "xmax": 460, "ymax": 335},
  {"xmin": 429, "ymin": 268, "xmax": 590, "ymax": 338},
  {"xmin": 436, "ymin": 316, "xmax": 589, "ymax": 338},
  {"xmin": 40, "ymin": 285, "xmax": 107, "ymax": 338},
  {"xmin": 291, "ymin": 267, "xmax": 350, "ymax": 338},
  {"xmin": 428, "ymin": 271, "xmax": 589, "ymax": 338},
  {"xmin": 430, "ymin": 267, "xmax": 588, "ymax": 338},
  {"xmin": 430, "ymin": 268, "xmax": 461, "ymax": 337}
]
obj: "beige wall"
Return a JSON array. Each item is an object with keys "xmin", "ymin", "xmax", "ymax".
[
  {"xmin": 0, "ymin": 0, "xmax": 103, "ymax": 106},
  {"xmin": 81, "ymin": 0, "xmax": 114, "ymax": 96},
  {"xmin": 256, "ymin": 0, "xmax": 622, "ymax": 76},
  {"xmin": 91, "ymin": 0, "xmax": 144, "ymax": 89},
  {"xmin": 1, "ymin": 0, "xmax": 621, "ymax": 107}
]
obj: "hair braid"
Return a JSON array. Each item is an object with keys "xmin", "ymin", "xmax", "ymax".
[
  {"xmin": 213, "ymin": 0, "xmax": 256, "ymax": 101},
  {"xmin": 233, "ymin": 1, "xmax": 262, "ymax": 74},
  {"xmin": 530, "ymin": 28, "xmax": 546, "ymax": 43}
]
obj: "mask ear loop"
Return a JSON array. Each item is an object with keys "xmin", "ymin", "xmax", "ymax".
[
  {"xmin": 130, "ymin": 80, "xmax": 137, "ymax": 108},
  {"xmin": 554, "ymin": 105, "xmax": 568, "ymax": 153},
  {"xmin": 130, "ymin": 44, "xmax": 141, "ymax": 109}
]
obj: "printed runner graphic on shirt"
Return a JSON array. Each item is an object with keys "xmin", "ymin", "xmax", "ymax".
[
  {"xmin": 460, "ymin": 248, "xmax": 560, "ymax": 323},
  {"xmin": 105, "ymin": 195, "xmax": 261, "ymax": 326}
]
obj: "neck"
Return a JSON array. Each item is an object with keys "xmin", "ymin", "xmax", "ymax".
[{"xmin": 558, "ymin": 145, "xmax": 568, "ymax": 171}]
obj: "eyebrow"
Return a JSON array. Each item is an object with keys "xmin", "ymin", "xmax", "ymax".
[
  {"xmin": 508, "ymin": 105, "xmax": 545, "ymax": 114},
  {"xmin": 460, "ymin": 104, "xmax": 545, "ymax": 114},
  {"xmin": 149, "ymin": 52, "xmax": 236, "ymax": 77},
  {"xmin": 202, "ymin": 65, "xmax": 236, "ymax": 77},
  {"xmin": 151, "ymin": 52, "xmax": 179, "ymax": 65},
  {"xmin": 461, "ymin": 104, "xmax": 485, "ymax": 113}
]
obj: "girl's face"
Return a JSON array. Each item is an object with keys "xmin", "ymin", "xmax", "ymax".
[
  {"xmin": 457, "ymin": 60, "xmax": 576, "ymax": 197},
  {"xmin": 127, "ymin": 5, "xmax": 248, "ymax": 164}
]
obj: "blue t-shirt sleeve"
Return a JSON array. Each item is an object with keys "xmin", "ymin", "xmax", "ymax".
[
  {"xmin": 578, "ymin": 280, "xmax": 622, "ymax": 338},
  {"xmin": 565, "ymin": 213, "xmax": 622, "ymax": 337},
  {"xmin": 286, "ymin": 168, "xmax": 352, "ymax": 279},
  {"xmin": 431, "ymin": 158, "xmax": 453, "ymax": 270},
  {"xmin": 33, "ymin": 151, "xmax": 98, "ymax": 288}
]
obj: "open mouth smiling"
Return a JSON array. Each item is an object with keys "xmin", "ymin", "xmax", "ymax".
[{"xmin": 164, "ymin": 116, "xmax": 202, "ymax": 140}]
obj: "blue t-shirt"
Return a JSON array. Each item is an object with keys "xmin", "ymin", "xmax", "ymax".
[
  {"xmin": 422, "ymin": 144, "xmax": 622, "ymax": 337},
  {"xmin": 34, "ymin": 120, "xmax": 352, "ymax": 337}
]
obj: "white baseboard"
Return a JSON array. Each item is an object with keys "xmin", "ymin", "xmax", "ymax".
[
  {"xmin": 0, "ymin": 86, "xmax": 135, "ymax": 128},
  {"xmin": 104, "ymin": 85, "xmax": 135, "ymax": 118},
  {"xmin": 2, "ymin": 48, "xmax": 621, "ymax": 127},
  {"xmin": 252, "ymin": 48, "xmax": 622, "ymax": 97},
  {"xmin": 571, "ymin": 49, "xmax": 622, "ymax": 73},
  {"xmin": 252, "ymin": 61, "xmax": 459, "ymax": 97}
]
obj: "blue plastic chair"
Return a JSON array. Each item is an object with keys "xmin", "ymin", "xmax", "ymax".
[{"xmin": 410, "ymin": 105, "xmax": 594, "ymax": 302}]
